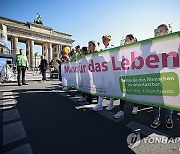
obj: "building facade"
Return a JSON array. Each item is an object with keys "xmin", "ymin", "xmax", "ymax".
[{"xmin": 0, "ymin": 16, "xmax": 74, "ymax": 68}]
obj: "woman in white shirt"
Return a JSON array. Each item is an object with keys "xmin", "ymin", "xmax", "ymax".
[{"xmin": 92, "ymin": 34, "xmax": 115, "ymax": 111}]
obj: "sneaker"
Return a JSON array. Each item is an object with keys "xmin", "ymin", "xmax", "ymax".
[
  {"xmin": 132, "ymin": 106, "xmax": 138, "ymax": 114},
  {"xmin": 78, "ymin": 96, "xmax": 86, "ymax": 102},
  {"xmin": 62, "ymin": 87, "xmax": 69, "ymax": 92},
  {"xmin": 166, "ymin": 117, "xmax": 173, "ymax": 129},
  {"xmin": 106, "ymin": 104, "xmax": 114, "ymax": 111},
  {"xmin": 113, "ymin": 111, "xmax": 124, "ymax": 119},
  {"xmin": 79, "ymin": 101, "xmax": 89, "ymax": 105},
  {"xmin": 92, "ymin": 105, "xmax": 103, "ymax": 111},
  {"xmin": 22, "ymin": 83, "xmax": 28, "ymax": 85},
  {"xmin": 62, "ymin": 87, "xmax": 66, "ymax": 91},
  {"xmin": 177, "ymin": 113, "xmax": 180, "ymax": 116},
  {"xmin": 66, "ymin": 88, "xmax": 70, "ymax": 92},
  {"xmin": 150, "ymin": 119, "xmax": 160, "ymax": 129}
]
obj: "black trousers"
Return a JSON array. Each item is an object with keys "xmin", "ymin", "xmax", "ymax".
[
  {"xmin": 82, "ymin": 92, "xmax": 86, "ymax": 98},
  {"xmin": 86, "ymin": 94, "xmax": 93, "ymax": 104},
  {"xmin": 119, "ymin": 99, "xmax": 138, "ymax": 111},
  {"xmin": 59, "ymin": 65, "xmax": 62, "ymax": 81},
  {"xmin": 17, "ymin": 66, "xmax": 26, "ymax": 84},
  {"xmin": 86, "ymin": 94, "xmax": 98, "ymax": 104},
  {"xmin": 41, "ymin": 69, "xmax": 46, "ymax": 80}
]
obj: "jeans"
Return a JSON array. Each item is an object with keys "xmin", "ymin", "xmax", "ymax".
[
  {"xmin": 153, "ymin": 107, "xmax": 173, "ymax": 119},
  {"xmin": 17, "ymin": 66, "xmax": 26, "ymax": 84}
]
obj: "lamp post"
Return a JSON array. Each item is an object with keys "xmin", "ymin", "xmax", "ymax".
[{"xmin": 35, "ymin": 52, "xmax": 38, "ymax": 68}]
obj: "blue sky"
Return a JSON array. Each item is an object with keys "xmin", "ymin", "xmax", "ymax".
[{"xmin": 1, "ymin": 0, "xmax": 180, "ymax": 51}]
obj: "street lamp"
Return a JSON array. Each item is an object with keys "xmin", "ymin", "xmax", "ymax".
[{"xmin": 35, "ymin": 52, "xmax": 38, "ymax": 68}]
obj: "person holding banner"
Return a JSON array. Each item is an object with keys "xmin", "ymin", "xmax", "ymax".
[
  {"xmin": 61, "ymin": 50, "xmax": 70, "ymax": 91},
  {"xmin": 92, "ymin": 34, "xmax": 115, "ymax": 111},
  {"xmin": 85, "ymin": 40, "xmax": 99, "ymax": 104},
  {"xmin": 150, "ymin": 24, "xmax": 173, "ymax": 129},
  {"xmin": 56, "ymin": 50, "xmax": 70, "ymax": 81},
  {"xmin": 78, "ymin": 47, "xmax": 89, "ymax": 103},
  {"xmin": 71, "ymin": 45, "xmax": 82, "ymax": 61},
  {"xmin": 113, "ymin": 34, "xmax": 138, "ymax": 119},
  {"xmin": 81, "ymin": 46, "xmax": 88, "ymax": 55}
]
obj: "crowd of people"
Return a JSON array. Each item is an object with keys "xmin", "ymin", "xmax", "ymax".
[
  {"xmin": 59, "ymin": 24, "xmax": 180, "ymax": 130},
  {"xmin": 15, "ymin": 24, "xmax": 179, "ymax": 129}
]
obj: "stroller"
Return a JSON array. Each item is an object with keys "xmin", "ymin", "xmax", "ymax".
[{"xmin": 0, "ymin": 64, "xmax": 16, "ymax": 82}]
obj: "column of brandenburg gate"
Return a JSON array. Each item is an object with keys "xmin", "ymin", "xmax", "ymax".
[{"xmin": 0, "ymin": 16, "xmax": 74, "ymax": 68}]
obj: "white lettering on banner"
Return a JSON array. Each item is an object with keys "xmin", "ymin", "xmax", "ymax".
[{"xmin": 61, "ymin": 32, "xmax": 180, "ymax": 111}]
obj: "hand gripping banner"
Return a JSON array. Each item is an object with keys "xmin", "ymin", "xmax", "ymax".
[{"xmin": 61, "ymin": 32, "xmax": 180, "ymax": 111}]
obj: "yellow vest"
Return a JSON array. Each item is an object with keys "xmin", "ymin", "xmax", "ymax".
[{"xmin": 16, "ymin": 54, "xmax": 28, "ymax": 67}]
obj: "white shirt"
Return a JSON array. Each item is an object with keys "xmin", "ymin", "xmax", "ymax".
[{"xmin": 104, "ymin": 45, "xmax": 114, "ymax": 50}]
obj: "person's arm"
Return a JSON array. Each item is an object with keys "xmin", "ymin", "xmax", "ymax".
[
  {"xmin": 15, "ymin": 55, "xmax": 18, "ymax": 66},
  {"xmin": 56, "ymin": 59, "xmax": 61, "ymax": 64},
  {"xmin": 66, "ymin": 56, "xmax": 70, "ymax": 62},
  {"xmin": 38, "ymin": 62, "xmax": 41, "ymax": 72},
  {"xmin": 45, "ymin": 59, "xmax": 48, "ymax": 69},
  {"xmin": 15, "ymin": 55, "xmax": 18, "ymax": 71},
  {"xmin": 26, "ymin": 57, "xmax": 29, "ymax": 68},
  {"xmin": 66, "ymin": 55, "xmax": 71, "ymax": 62}
]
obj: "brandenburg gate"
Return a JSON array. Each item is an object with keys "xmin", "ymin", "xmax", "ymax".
[{"xmin": 0, "ymin": 16, "xmax": 74, "ymax": 68}]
